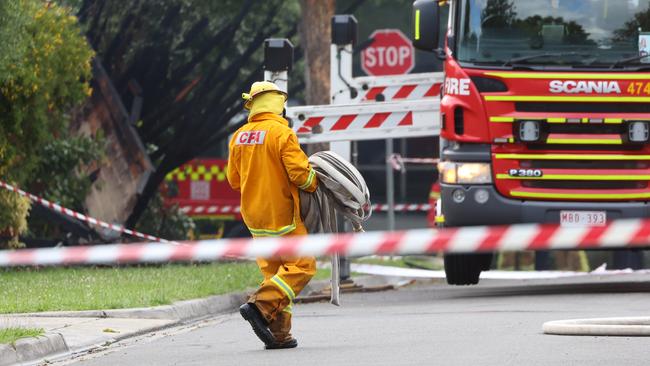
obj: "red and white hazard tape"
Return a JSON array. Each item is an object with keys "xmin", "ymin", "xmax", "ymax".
[
  {"xmin": 0, "ymin": 181, "xmax": 175, "ymax": 244},
  {"xmin": 398, "ymin": 158, "xmax": 439, "ymax": 164},
  {"xmin": 362, "ymin": 83, "xmax": 441, "ymax": 102},
  {"xmin": 2, "ymin": 218, "xmax": 650, "ymax": 267},
  {"xmin": 180, "ymin": 204, "xmax": 429, "ymax": 215},
  {"xmin": 180, "ymin": 205, "xmax": 241, "ymax": 215},
  {"xmin": 295, "ymin": 111, "xmax": 415, "ymax": 134},
  {"xmin": 372, "ymin": 203, "xmax": 431, "ymax": 212},
  {"xmin": 388, "ymin": 154, "xmax": 439, "ymax": 171}
]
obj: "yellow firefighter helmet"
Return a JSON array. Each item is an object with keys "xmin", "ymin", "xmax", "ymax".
[{"xmin": 242, "ymin": 81, "xmax": 288, "ymax": 110}]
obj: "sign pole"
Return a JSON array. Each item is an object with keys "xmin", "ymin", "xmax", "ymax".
[
  {"xmin": 330, "ymin": 16, "xmax": 357, "ymax": 283},
  {"xmin": 386, "ymin": 139, "xmax": 396, "ymax": 232}
]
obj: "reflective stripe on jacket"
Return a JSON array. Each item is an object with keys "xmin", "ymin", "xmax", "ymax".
[{"xmin": 227, "ymin": 112, "xmax": 318, "ymax": 237}]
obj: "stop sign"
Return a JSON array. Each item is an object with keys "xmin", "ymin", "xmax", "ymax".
[{"xmin": 361, "ymin": 29, "xmax": 414, "ymax": 76}]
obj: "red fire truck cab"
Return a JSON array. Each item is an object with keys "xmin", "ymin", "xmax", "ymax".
[{"xmin": 414, "ymin": 0, "xmax": 650, "ymax": 284}]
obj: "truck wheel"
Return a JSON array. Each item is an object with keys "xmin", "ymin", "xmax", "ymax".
[
  {"xmin": 443, "ymin": 253, "xmax": 492, "ymax": 285},
  {"xmin": 479, "ymin": 253, "xmax": 494, "ymax": 271}
]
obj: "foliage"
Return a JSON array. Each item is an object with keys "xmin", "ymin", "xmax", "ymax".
[
  {"xmin": 614, "ymin": 5, "xmax": 650, "ymax": 42},
  {"xmin": 135, "ymin": 193, "xmax": 195, "ymax": 241},
  {"xmin": 0, "ymin": 191, "xmax": 31, "ymax": 249},
  {"xmin": 0, "ymin": 0, "xmax": 94, "ymax": 185},
  {"xmin": 0, "ymin": 0, "xmax": 94, "ymax": 246},
  {"xmin": 77, "ymin": 0, "xmax": 303, "ymax": 227},
  {"xmin": 481, "ymin": 0, "xmax": 517, "ymax": 28},
  {"xmin": 30, "ymin": 134, "xmax": 104, "ymax": 212},
  {"xmin": 0, "ymin": 327, "xmax": 44, "ymax": 345},
  {"xmin": 0, "ymin": 2, "xmax": 29, "ymax": 80},
  {"xmin": 0, "ymin": 264, "xmax": 331, "ymax": 313},
  {"xmin": 23, "ymin": 134, "xmax": 104, "ymax": 241}
]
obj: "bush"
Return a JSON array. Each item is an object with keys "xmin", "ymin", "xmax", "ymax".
[
  {"xmin": 0, "ymin": 191, "xmax": 31, "ymax": 249},
  {"xmin": 135, "ymin": 193, "xmax": 195, "ymax": 242},
  {"xmin": 0, "ymin": 0, "xmax": 94, "ymax": 247}
]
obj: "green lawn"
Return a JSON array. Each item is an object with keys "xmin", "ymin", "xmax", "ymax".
[
  {"xmin": 354, "ymin": 256, "xmax": 443, "ymax": 271},
  {"xmin": 0, "ymin": 263, "xmax": 330, "ymax": 314},
  {"xmin": 0, "ymin": 327, "xmax": 44, "ymax": 345}
]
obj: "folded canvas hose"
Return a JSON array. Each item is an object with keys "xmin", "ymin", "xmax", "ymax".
[
  {"xmin": 543, "ymin": 317, "xmax": 650, "ymax": 336},
  {"xmin": 300, "ymin": 151, "xmax": 372, "ymax": 306}
]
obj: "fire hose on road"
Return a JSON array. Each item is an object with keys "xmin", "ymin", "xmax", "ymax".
[{"xmin": 543, "ymin": 317, "xmax": 650, "ymax": 336}]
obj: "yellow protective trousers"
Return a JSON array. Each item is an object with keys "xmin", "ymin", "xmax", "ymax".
[{"xmin": 248, "ymin": 227, "xmax": 316, "ymax": 325}]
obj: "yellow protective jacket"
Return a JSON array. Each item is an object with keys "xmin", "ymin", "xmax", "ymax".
[{"xmin": 227, "ymin": 112, "xmax": 318, "ymax": 237}]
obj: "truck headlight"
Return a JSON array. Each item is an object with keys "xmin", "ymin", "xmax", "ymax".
[{"xmin": 439, "ymin": 162, "xmax": 492, "ymax": 184}]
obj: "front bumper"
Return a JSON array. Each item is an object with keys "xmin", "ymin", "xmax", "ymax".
[{"xmin": 441, "ymin": 184, "xmax": 650, "ymax": 227}]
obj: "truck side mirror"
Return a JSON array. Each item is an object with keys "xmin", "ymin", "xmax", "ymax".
[{"xmin": 412, "ymin": 0, "xmax": 440, "ymax": 52}]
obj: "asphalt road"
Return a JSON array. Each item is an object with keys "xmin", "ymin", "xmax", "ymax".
[{"xmin": 58, "ymin": 277, "xmax": 650, "ymax": 366}]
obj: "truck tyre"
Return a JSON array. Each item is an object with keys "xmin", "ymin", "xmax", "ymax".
[
  {"xmin": 443, "ymin": 253, "xmax": 493, "ymax": 285},
  {"xmin": 479, "ymin": 253, "xmax": 494, "ymax": 271}
]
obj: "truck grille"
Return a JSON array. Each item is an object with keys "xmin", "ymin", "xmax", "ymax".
[
  {"xmin": 521, "ymin": 180, "xmax": 645, "ymax": 190},
  {"xmin": 493, "ymin": 152, "xmax": 650, "ymax": 201}
]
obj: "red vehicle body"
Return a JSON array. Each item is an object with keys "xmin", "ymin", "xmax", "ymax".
[
  {"xmin": 163, "ymin": 159, "xmax": 245, "ymax": 238},
  {"xmin": 414, "ymin": 0, "xmax": 650, "ymax": 284}
]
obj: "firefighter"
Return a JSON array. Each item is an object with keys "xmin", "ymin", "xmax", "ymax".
[{"xmin": 227, "ymin": 81, "xmax": 318, "ymax": 350}]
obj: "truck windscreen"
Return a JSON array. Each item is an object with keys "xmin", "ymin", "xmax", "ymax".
[{"xmin": 457, "ymin": 0, "xmax": 650, "ymax": 69}]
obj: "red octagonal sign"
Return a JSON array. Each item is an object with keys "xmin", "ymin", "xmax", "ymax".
[{"xmin": 361, "ymin": 29, "xmax": 415, "ymax": 76}]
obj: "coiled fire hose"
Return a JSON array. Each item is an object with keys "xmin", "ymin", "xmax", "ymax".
[{"xmin": 300, "ymin": 151, "xmax": 372, "ymax": 306}]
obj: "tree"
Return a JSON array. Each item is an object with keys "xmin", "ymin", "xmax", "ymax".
[
  {"xmin": 481, "ymin": 0, "xmax": 517, "ymax": 28},
  {"xmin": 75, "ymin": 0, "xmax": 303, "ymax": 228},
  {"xmin": 299, "ymin": 0, "xmax": 335, "ymax": 105},
  {"xmin": 614, "ymin": 5, "xmax": 650, "ymax": 42},
  {"xmin": 0, "ymin": 0, "xmax": 95, "ymax": 248}
]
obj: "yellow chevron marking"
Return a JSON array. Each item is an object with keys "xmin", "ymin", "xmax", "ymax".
[
  {"xmin": 495, "ymin": 154, "xmax": 650, "ymax": 160},
  {"xmin": 545, "ymin": 138, "xmax": 622, "ymax": 145},
  {"xmin": 497, "ymin": 174, "xmax": 650, "ymax": 181},
  {"xmin": 484, "ymin": 72, "xmax": 650, "ymax": 80},
  {"xmin": 485, "ymin": 95, "xmax": 650, "ymax": 103},
  {"xmin": 511, "ymin": 191, "xmax": 650, "ymax": 200}
]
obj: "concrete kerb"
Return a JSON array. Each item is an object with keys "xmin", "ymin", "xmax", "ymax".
[
  {"xmin": 0, "ymin": 290, "xmax": 251, "ymax": 365},
  {"xmin": 1, "ymin": 275, "xmax": 413, "ymax": 365},
  {"xmin": 0, "ymin": 333, "xmax": 68, "ymax": 366}
]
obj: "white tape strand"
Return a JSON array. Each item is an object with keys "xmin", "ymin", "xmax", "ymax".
[
  {"xmin": 0, "ymin": 180, "xmax": 175, "ymax": 245},
  {"xmin": 0, "ymin": 218, "xmax": 649, "ymax": 267}
]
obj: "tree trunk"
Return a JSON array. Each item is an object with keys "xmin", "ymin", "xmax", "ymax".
[
  {"xmin": 299, "ymin": 0, "xmax": 335, "ymax": 105},
  {"xmin": 299, "ymin": 0, "xmax": 334, "ymax": 155}
]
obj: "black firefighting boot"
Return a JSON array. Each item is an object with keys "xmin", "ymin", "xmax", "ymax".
[
  {"xmin": 239, "ymin": 303, "xmax": 275, "ymax": 346},
  {"xmin": 265, "ymin": 310, "xmax": 298, "ymax": 350}
]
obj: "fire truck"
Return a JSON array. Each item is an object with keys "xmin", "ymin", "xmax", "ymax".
[
  {"xmin": 163, "ymin": 159, "xmax": 246, "ymax": 239},
  {"xmin": 413, "ymin": 0, "xmax": 650, "ymax": 284}
]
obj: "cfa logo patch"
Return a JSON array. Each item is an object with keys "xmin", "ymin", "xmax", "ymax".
[{"xmin": 236, "ymin": 130, "xmax": 266, "ymax": 145}]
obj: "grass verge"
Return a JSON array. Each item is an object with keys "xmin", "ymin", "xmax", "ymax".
[
  {"xmin": 354, "ymin": 256, "xmax": 443, "ymax": 270},
  {"xmin": 0, "ymin": 263, "xmax": 330, "ymax": 314},
  {"xmin": 0, "ymin": 327, "xmax": 44, "ymax": 345}
]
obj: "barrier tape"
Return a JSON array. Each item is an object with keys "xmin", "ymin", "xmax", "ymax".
[
  {"xmin": 0, "ymin": 181, "xmax": 175, "ymax": 244},
  {"xmin": 388, "ymin": 154, "xmax": 438, "ymax": 171},
  {"xmin": 372, "ymin": 203, "xmax": 431, "ymax": 212},
  {"xmin": 362, "ymin": 83, "xmax": 441, "ymax": 102},
  {"xmin": 180, "ymin": 205, "xmax": 241, "ymax": 215},
  {"xmin": 397, "ymin": 158, "xmax": 439, "ymax": 164},
  {"xmin": 180, "ymin": 203, "xmax": 431, "ymax": 215},
  {"xmin": 295, "ymin": 111, "xmax": 415, "ymax": 135},
  {"xmin": 2, "ymin": 218, "xmax": 650, "ymax": 267}
]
